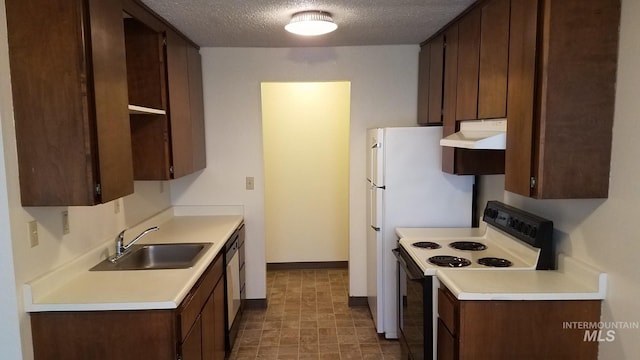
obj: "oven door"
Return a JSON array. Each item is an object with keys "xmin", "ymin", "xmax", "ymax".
[{"xmin": 393, "ymin": 247, "xmax": 433, "ymax": 360}]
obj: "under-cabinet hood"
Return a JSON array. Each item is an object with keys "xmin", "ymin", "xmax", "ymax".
[{"xmin": 440, "ymin": 119, "xmax": 507, "ymax": 150}]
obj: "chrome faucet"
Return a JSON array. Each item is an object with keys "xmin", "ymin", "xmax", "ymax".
[{"xmin": 109, "ymin": 226, "xmax": 160, "ymax": 263}]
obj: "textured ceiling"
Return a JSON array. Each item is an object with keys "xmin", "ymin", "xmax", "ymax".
[{"xmin": 139, "ymin": 0, "xmax": 476, "ymax": 47}]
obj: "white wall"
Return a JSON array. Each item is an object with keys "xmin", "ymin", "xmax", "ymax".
[
  {"xmin": 170, "ymin": 46, "xmax": 420, "ymax": 299},
  {"xmin": 478, "ymin": 0, "xmax": 640, "ymax": 357},
  {"xmin": 0, "ymin": 1, "xmax": 173, "ymax": 358}
]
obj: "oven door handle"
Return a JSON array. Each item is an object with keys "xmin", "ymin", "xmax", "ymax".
[{"xmin": 392, "ymin": 248, "xmax": 424, "ymax": 280}]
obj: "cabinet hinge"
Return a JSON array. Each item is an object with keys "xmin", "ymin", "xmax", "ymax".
[
  {"xmin": 95, "ymin": 183, "xmax": 102, "ymax": 195},
  {"xmin": 530, "ymin": 177, "xmax": 536, "ymax": 189},
  {"xmin": 169, "ymin": 166, "xmax": 174, "ymax": 175}
]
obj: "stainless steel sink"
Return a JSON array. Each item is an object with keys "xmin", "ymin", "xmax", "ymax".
[{"xmin": 90, "ymin": 243, "xmax": 213, "ymax": 271}]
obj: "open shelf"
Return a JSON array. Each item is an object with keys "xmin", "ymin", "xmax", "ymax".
[{"xmin": 128, "ymin": 104, "xmax": 166, "ymax": 115}]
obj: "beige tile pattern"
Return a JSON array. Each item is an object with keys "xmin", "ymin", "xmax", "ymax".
[{"xmin": 229, "ymin": 269, "xmax": 402, "ymax": 360}]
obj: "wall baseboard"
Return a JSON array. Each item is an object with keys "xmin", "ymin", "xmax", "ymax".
[
  {"xmin": 266, "ymin": 261, "xmax": 348, "ymax": 270},
  {"xmin": 348, "ymin": 296, "xmax": 368, "ymax": 307},
  {"xmin": 244, "ymin": 298, "xmax": 268, "ymax": 309}
]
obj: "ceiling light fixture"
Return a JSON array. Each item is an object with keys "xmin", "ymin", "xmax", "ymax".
[{"xmin": 285, "ymin": 11, "xmax": 338, "ymax": 36}]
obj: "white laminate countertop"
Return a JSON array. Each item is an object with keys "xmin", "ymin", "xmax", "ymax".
[
  {"xmin": 24, "ymin": 209, "xmax": 243, "ymax": 312},
  {"xmin": 437, "ymin": 254, "xmax": 607, "ymax": 301}
]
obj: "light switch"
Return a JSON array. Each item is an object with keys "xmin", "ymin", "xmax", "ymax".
[
  {"xmin": 28, "ymin": 220, "xmax": 38, "ymax": 247},
  {"xmin": 246, "ymin": 177, "xmax": 255, "ymax": 190}
]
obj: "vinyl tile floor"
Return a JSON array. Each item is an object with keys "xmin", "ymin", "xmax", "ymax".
[{"xmin": 228, "ymin": 268, "xmax": 402, "ymax": 360}]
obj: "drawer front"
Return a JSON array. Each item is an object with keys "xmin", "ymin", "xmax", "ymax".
[
  {"xmin": 179, "ymin": 253, "xmax": 223, "ymax": 341},
  {"xmin": 438, "ymin": 287, "xmax": 458, "ymax": 335}
]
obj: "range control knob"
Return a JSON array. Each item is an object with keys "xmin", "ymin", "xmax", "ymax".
[{"xmin": 529, "ymin": 227, "xmax": 538, "ymax": 238}]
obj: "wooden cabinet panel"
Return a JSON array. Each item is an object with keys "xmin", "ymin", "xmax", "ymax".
[
  {"xmin": 505, "ymin": 0, "xmax": 538, "ymax": 196},
  {"xmin": 478, "ymin": 0, "xmax": 510, "ymax": 119},
  {"xmin": 457, "ymin": 300, "xmax": 601, "ymax": 360},
  {"xmin": 187, "ymin": 46, "xmax": 207, "ymax": 172},
  {"xmin": 166, "ymin": 30, "xmax": 194, "ymax": 178},
  {"xmin": 437, "ymin": 320, "xmax": 456, "ymax": 360},
  {"xmin": 506, "ymin": 0, "xmax": 619, "ymax": 198},
  {"xmin": 417, "ymin": 44, "xmax": 431, "ymax": 125},
  {"xmin": 428, "ymin": 35, "xmax": 445, "ymax": 125},
  {"xmin": 130, "ymin": 115, "xmax": 171, "ymax": 180},
  {"xmin": 181, "ymin": 316, "xmax": 203, "ymax": 360},
  {"xmin": 31, "ymin": 310, "xmax": 176, "ymax": 360},
  {"xmin": 455, "ymin": 9, "xmax": 481, "ymax": 121},
  {"xmin": 213, "ymin": 279, "xmax": 226, "ymax": 360},
  {"xmin": 6, "ymin": 0, "xmax": 134, "ymax": 206},
  {"xmin": 437, "ymin": 285, "xmax": 601, "ymax": 360},
  {"xmin": 441, "ymin": 25, "xmax": 458, "ymax": 174}
]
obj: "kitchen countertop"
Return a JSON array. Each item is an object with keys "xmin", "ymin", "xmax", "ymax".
[
  {"xmin": 436, "ymin": 254, "xmax": 607, "ymax": 301},
  {"xmin": 24, "ymin": 209, "xmax": 243, "ymax": 312}
]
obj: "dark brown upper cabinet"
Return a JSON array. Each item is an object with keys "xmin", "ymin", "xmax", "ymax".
[
  {"xmin": 455, "ymin": 9, "xmax": 481, "ymax": 121},
  {"xmin": 6, "ymin": 0, "xmax": 134, "ymax": 206},
  {"xmin": 417, "ymin": 43, "xmax": 431, "ymax": 125},
  {"xmin": 478, "ymin": 0, "xmax": 510, "ymax": 119},
  {"xmin": 123, "ymin": 1, "xmax": 206, "ymax": 180},
  {"xmin": 456, "ymin": 0, "xmax": 510, "ymax": 121},
  {"xmin": 418, "ymin": 35, "xmax": 445, "ymax": 126},
  {"xmin": 506, "ymin": 0, "xmax": 620, "ymax": 199},
  {"xmin": 440, "ymin": 5, "xmax": 506, "ymax": 175}
]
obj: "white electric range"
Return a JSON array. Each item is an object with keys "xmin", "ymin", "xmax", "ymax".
[{"xmin": 393, "ymin": 201, "xmax": 555, "ymax": 360}]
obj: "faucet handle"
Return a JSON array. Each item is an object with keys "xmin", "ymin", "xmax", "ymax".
[{"xmin": 115, "ymin": 229, "xmax": 127, "ymax": 255}]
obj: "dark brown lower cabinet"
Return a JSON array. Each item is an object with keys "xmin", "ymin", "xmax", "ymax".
[
  {"xmin": 437, "ymin": 286, "xmax": 601, "ymax": 360},
  {"xmin": 182, "ymin": 316, "xmax": 203, "ymax": 360},
  {"xmin": 30, "ymin": 253, "xmax": 225, "ymax": 360}
]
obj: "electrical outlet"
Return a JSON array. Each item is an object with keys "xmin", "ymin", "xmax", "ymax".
[
  {"xmin": 62, "ymin": 210, "xmax": 70, "ymax": 234},
  {"xmin": 28, "ymin": 220, "xmax": 38, "ymax": 248},
  {"xmin": 246, "ymin": 176, "xmax": 255, "ymax": 190},
  {"xmin": 114, "ymin": 200, "xmax": 121, "ymax": 214}
]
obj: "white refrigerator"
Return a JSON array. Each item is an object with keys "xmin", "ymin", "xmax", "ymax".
[{"xmin": 366, "ymin": 127, "xmax": 474, "ymax": 339}]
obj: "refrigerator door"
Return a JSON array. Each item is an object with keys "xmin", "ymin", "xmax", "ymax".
[{"xmin": 367, "ymin": 183, "xmax": 384, "ymax": 333}]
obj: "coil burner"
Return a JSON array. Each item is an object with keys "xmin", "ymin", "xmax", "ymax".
[
  {"xmin": 428, "ymin": 255, "xmax": 471, "ymax": 268},
  {"xmin": 449, "ymin": 241, "xmax": 487, "ymax": 251}
]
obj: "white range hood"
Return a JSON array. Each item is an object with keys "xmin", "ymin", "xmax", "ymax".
[{"xmin": 440, "ymin": 118, "xmax": 507, "ymax": 150}]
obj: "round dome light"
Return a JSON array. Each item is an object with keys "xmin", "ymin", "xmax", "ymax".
[{"xmin": 285, "ymin": 11, "xmax": 338, "ymax": 36}]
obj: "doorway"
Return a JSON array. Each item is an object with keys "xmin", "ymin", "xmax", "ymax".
[{"xmin": 261, "ymin": 81, "xmax": 351, "ymax": 264}]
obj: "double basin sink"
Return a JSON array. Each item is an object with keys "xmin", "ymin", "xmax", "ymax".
[{"xmin": 90, "ymin": 243, "xmax": 213, "ymax": 271}]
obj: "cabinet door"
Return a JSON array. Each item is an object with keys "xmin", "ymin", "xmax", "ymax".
[
  {"xmin": 441, "ymin": 25, "xmax": 458, "ymax": 174},
  {"xmin": 428, "ymin": 34, "xmax": 445, "ymax": 125},
  {"xmin": 181, "ymin": 316, "xmax": 203, "ymax": 360},
  {"xmin": 417, "ymin": 44, "xmax": 431, "ymax": 125},
  {"xmin": 6, "ymin": 0, "xmax": 133, "ymax": 206},
  {"xmin": 187, "ymin": 46, "xmax": 207, "ymax": 172},
  {"xmin": 505, "ymin": 0, "xmax": 539, "ymax": 196},
  {"xmin": 478, "ymin": 0, "xmax": 510, "ymax": 119},
  {"xmin": 202, "ymin": 279, "xmax": 225, "ymax": 360},
  {"xmin": 437, "ymin": 320, "xmax": 456, "ymax": 360},
  {"xmin": 455, "ymin": 9, "xmax": 481, "ymax": 121},
  {"xmin": 166, "ymin": 30, "xmax": 194, "ymax": 178}
]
